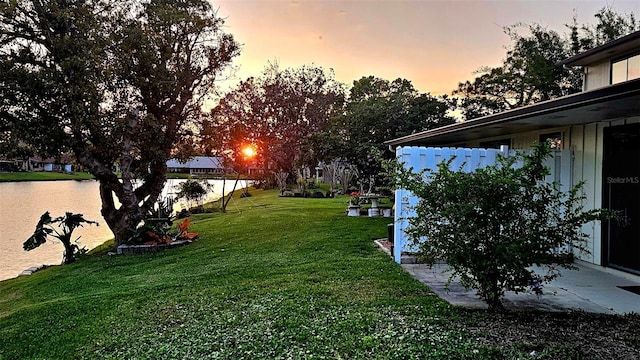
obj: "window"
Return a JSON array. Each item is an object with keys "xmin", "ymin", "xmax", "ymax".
[
  {"xmin": 539, "ymin": 132, "xmax": 562, "ymax": 149},
  {"xmin": 612, "ymin": 54, "xmax": 640, "ymax": 84}
]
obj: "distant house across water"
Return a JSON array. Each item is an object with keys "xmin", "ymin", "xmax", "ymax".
[
  {"xmin": 166, "ymin": 156, "xmax": 226, "ymax": 175},
  {"xmin": 0, "ymin": 160, "xmax": 18, "ymax": 172},
  {"xmin": 19, "ymin": 156, "xmax": 74, "ymax": 172}
]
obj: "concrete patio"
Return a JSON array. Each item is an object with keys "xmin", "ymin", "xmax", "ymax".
[{"xmin": 402, "ymin": 261, "xmax": 640, "ymax": 314}]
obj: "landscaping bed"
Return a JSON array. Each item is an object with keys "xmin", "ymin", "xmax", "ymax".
[
  {"xmin": 116, "ymin": 240, "xmax": 192, "ymax": 255},
  {"xmin": 459, "ymin": 310, "xmax": 640, "ymax": 359}
]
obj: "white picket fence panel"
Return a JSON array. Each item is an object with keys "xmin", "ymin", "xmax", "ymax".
[{"xmin": 392, "ymin": 146, "xmax": 571, "ymax": 263}]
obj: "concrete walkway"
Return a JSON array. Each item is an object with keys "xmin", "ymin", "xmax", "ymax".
[{"xmin": 402, "ymin": 261, "xmax": 640, "ymax": 314}]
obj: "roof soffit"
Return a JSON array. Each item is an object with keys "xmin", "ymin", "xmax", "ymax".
[{"xmin": 386, "ymin": 78, "xmax": 640, "ymax": 147}]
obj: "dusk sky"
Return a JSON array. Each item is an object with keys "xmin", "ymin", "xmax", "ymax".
[{"xmin": 214, "ymin": 0, "xmax": 639, "ymax": 96}]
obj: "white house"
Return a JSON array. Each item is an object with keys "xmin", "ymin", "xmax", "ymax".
[
  {"xmin": 166, "ymin": 156, "xmax": 226, "ymax": 175},
  {"xmin": 386, "ymin": 31, "xmax": 640, "ymax": 275}
]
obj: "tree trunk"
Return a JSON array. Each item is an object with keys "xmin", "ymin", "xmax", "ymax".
[
  {"xmin": 74, "ymin": 140, "xmax": 169, "ymax": 246},
  {"xmin": 98, "ymin": 174, "xmax": 167, "ymax": 246},
  {"xmin": 485, "ymin": 275, "xmax": 505, "ymax": 312},
  {"xmin": 102, "ymin": 206, "xmax": 142, "ymax": 246},
  {"xmin": 60, "ymin": 234, "xmax": 76, "ymax": 265},
  {"xmin": 486, "ymin": 297, "xmax": 504, "ymax": 312},
  {"xmin": 222, "ymin": 172, "xmax": 241, "ymax": 212}
]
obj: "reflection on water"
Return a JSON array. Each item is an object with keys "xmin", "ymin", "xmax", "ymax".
[{"xmin": 0, "ymin": 178, "xmax": 246, "ymax": 281}]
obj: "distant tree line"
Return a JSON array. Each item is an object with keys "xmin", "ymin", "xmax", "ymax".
[{"xmin": 203, "ymin": 67, "xmax": 454, "ymax": 193}]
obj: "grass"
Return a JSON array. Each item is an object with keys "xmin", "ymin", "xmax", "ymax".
[
  {"xmin": 0, "ymin": 189, "xmax": 638, "ymax": 359},
  {"xmin": 0, "ymin": 171, "xmax": 95, "ymax": 182}
]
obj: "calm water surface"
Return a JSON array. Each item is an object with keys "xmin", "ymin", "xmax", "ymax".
[{"xmin": 0, "ymin": 179, "xmax": 246, "ymax": 281}]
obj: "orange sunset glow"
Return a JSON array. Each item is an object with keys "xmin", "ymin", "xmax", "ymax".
[
  {"xmin": 215, "ymin": 0, "xmax": 639, "ymax": 95},
  {"xmin": 242, "ymin": 145, "xmax": 257, "ymax": 159}
]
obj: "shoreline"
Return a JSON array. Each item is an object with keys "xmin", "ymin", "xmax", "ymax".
[
  {"xmin": 0, "ymin": 172, "xmax": 250, "ymax": 182},
  {"xmin": 0, "ymin": 172, "xmax": 95, "ymax": 182},
  {"xmin": 7, "ymin": 238, "xmax": 115, "ymax": 282},
  {"xmin": 2, "ymin": 180, "xmax": 250, "ymax": 283}
]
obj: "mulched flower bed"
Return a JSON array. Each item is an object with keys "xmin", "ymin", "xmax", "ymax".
[
  {"xmin": 376, "ymin": 239, "xmax": 393, "ymax": 251},
  {"xmin": 457, "ymin": 309, "xmax": 640, "ymax": 359},
  {"xmin": 116, "ymin": 240, "xmax": 192, "ymax": 255}
]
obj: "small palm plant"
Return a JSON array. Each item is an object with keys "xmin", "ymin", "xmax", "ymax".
[{"xmin": 24, "ymin": 212, "xmax": 99, "ymax": 264}]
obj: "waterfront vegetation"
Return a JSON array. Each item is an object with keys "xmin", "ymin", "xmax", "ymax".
[
  {"xmin": 0, "ymin": 190, "xmax": 638, "ymax": 359},
  {"xmin": 0, "ymin": 171, "xmax": 94, "ymax": 182}
]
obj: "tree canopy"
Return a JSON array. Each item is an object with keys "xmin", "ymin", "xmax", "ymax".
[
  {"xmin": 0, "ymin": 0, "xmax": 239, "ymax": 244},
  {"xmin": 453, "ymin": 6, "xmax": 639, "ymax": 119},
  {"xmin": 204, "ymin": 63, "xmax": 345, "ymax": 181},
  {"xmin": 567, "ymin": 6, "xmax": 639, "ymax": 54},
  {"xmin": 317, "ymin": 76, "xmax": 454, "ymax": 192}
]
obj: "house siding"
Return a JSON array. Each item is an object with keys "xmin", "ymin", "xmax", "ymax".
[
  {"xmin": 577, "ymin": 122, "xmax": 602, "ymax": 264},
  {"xmin": 446, "ymin": 118, "xmax": 640, "ymax": 267},
  {"xmin": 456, "ymin": 127, "xmax": 570, "ymax": 151},
  {"xmin": 584, "ymin": 60, "xmax": 610, "ymax": 91},
  {"xmin": 511, "ymin": 126, "xmax": 569, "ymax": 150},
  {"xmin": 570, "ymin": 124, "xmax": 593, "ymax": 262},
  {"xmin": 490, "ymin": 124, "xmax": 605, "ymax": 264},
  {"xmin": 166, "ymin": 157, "xmax": 225, "ymax": 175}
]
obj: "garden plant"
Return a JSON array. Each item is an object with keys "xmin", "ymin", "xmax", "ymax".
[
  {"xmin": 24, "ymin": 211, "xmax": 98, "ymax": 264},
  {"xmin": 174, "ymin": 179, "xmax": 211, "ymax": 210},
  {"xmin": 389, "ymin": 141, "xmax": 610, "ymax": 311}
]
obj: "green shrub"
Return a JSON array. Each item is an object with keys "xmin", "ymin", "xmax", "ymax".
[
  {"xmin": 389, "ymin": 141, "xmax": 609, "ymax": 311},
  {"xmin": 310, "ymin": 190, "xmax": 326, "ymax": 198},
  {"xmin": 174, "ymin": 179, "xmax": 210, "ymax": 209}
]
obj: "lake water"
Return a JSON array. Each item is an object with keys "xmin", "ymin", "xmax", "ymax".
[{"xmin": 0, "ymin": 178, "xmax": 247, "ymax": 281}]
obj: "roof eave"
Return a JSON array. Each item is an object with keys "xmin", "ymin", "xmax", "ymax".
[
  {"xmin": 558, "ymin": 30, "xmax": 640, "ymax": 67},
  {"xmin": 385, "ymin": 78, "xmax": 640, "ymax": 147}
]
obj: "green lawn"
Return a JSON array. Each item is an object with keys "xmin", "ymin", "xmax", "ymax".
[
  {"xmin": 0, "ymin": 171, "xmax": 94, "ymax": 182},
  {"xmin": 0, "ymin": 189, "xmax": 638, "ymax": 359}
]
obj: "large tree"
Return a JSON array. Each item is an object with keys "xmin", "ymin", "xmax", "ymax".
[
  {"xmin": 0, "ymin": 0, "xmax": 239, "ymax": 244},
  {"xmin": 204, "ymin": 64, "xmax": 345, "ymax": 182},
  {"xmin": 453, "ymin": 24, "xmax": 580, "ymax": 119},
  {"xmin": 567, "ymin": 6, "xmax": 639, "ymax": 54},
  {"xmin": 454, "ymin": 6, "xmax": 639, "ymax": 120},
  {"xmin": 319, "ymin": 76, "xmax": 454, "ymax": 192}
]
